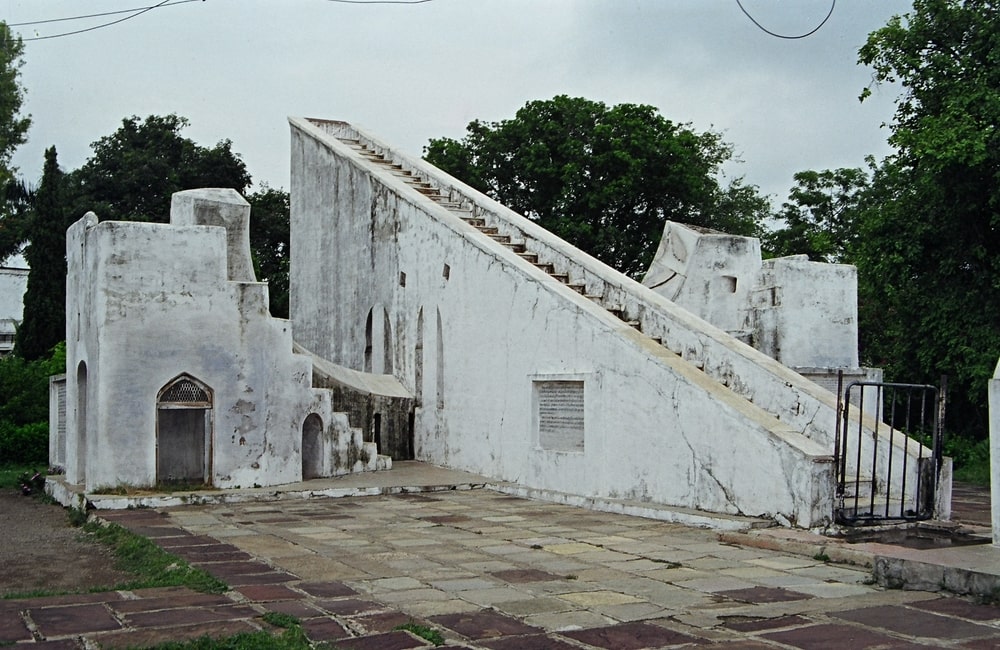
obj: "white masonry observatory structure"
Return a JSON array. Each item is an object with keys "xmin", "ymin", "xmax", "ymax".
[{"xmin": 59, "ymin": 189, "xmax": 390, "ymax": 491}]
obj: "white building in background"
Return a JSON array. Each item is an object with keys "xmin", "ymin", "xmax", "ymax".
[{"xmin": 0, "ymin": 254, "xmax": 28, "ymax": 356}]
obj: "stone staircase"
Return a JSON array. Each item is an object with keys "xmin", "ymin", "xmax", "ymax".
[{"xmin": 339, "ymin": 138, "xmax": 668, "ymax": 348}]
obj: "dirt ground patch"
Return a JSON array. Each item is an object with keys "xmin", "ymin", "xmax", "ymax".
[{"xmin": 0, "ymin": 489, "xmax": 133, "ymax": 597}]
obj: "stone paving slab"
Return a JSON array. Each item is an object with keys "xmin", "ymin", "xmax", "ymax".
[
  {"xmin": 831, "ymin": 603, "xmax": 1000, "ymax": 641},
  {"xmin": 29, "ymin": 602, "xmax": 123, "ymax": 636},
  {"xmin": 13, "ymin": 477, "xmax": 1000, "ymax": 648}
]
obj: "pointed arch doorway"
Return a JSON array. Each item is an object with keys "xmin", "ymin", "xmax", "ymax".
[{"xmin": 156, "ymin": 374, "xmax": 213, "ymax": 485}]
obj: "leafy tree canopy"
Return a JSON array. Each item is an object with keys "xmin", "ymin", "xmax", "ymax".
[
  {"xmin": 0, "ymin": 22, "xmax": 30, "ymax": 190},
  {"xmin": 425, "ymin": 95, "xmax": 768, "ymax": 276},
  {"xmin": 856, "ymin": 0, "xmax": 1000, "ymax": 435},
  {"xmin": 764, "ymin": 167, "xmax": 869, "ymax": 263},
  {"xmin": 71, "ymin": 114, "xmax": 251, "ymax": 223},
  {"xmin": 247, "ymin": 185, "xmax": 290, "ymax": 319},
  {"xmin": 0, "ymin": 21, "xmax": 31, "ymax": 265}
]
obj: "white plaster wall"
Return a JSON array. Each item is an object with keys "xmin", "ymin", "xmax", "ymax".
[
  {"xmin": 65, "ymin": 213, "xmax": 337, "ymax": 491},
  {"xmin": 643, "ymin": 222, "xmax": 760, "ymax": 335},
  {"xmin": 291, "ymin": 121, "xmax": 834, "ymax": 526},
  {"xmin": 753, "ymin": 257, "xmax": 859, "ymax": 369}
]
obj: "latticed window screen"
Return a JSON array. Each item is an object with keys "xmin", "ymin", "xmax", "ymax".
[{"xmin": 160, "ymin": 378, "xmax": 209, "ymax": 404}]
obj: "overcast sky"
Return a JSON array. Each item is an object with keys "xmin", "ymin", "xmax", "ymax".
[{"xmin": 5, "ymin": 0, "xmax": 911, "ymax": 210}]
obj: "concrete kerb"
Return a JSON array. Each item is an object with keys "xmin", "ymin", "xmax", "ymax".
[{"xmin": 723, "ymin": 524, "xmax": 1000, "ymax": 599}]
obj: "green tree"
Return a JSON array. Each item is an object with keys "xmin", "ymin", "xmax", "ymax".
[
  {"xmin": 16, "ymin": 147, "xmax": 69, "ymax": 361},
  {"xmin": 856, "ymin": 0, "xmax": 1000, "ymax": 435},
  {"xmin": 71, "ymin": 114, "xmax": 251, "ymax": 223},
  {"xmin": 0, "ymin": 22, "xmax": 30, "ymax": 191},
  {"xmin": 424, "ymin": 95, "xmax": 767, "ymax": 277},
  {"xmin": 0, "ymin": 21, "xmax": 32, "ymax": 265},
  {"xmin": 0, "ymin": 342, "xmax": 64, "ymax": 463},
  {"xmin": 247, "ymin": 185, "xmax": 290, "ymax": 319},
  {"xmin": 763, "ymin": 168, "xmax": 868, "ymax": 262},
  {"xmin": 0, "ymin": 179, "xmax": 33, "ymax": 262}
]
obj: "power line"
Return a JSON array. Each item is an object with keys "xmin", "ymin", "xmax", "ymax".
[
  {"xmin": 18, "ymin": 0, "xmax": 197, "ymax": 41},
  {"xmin": 9, "ymin": 0, "xmax": 203, "ymax": 27},
  {"xmin": 11, "ymin": 0, "xmax": 432, "ymax": 41},
  {"xmin": 736, "ymin": 0, "xmax": 836, "ymax": 40}
]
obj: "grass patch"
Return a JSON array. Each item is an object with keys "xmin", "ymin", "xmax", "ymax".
[
  {"xmin": 80, "ymin": 520, "xmax": 228, "ymax": 594},
  {"xmin": 4, "ymin": 516, "xmax": 228, "ymax": 600},
  {"xmin": 0, "ymin": 463, "xmax": 43, "ymax": 490},
  {"xmin": 261, "ymin": 612, "xmax": 300, "ymax": 629},
  {"xmin": 947, "ymin": 436, "xmax": 990, "ymax": 485},
  {"xmin": 394, "ymin": 621, "xmax": 445, "ymax": 646}
]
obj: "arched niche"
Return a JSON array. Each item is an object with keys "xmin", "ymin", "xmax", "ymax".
[{"xmin": 301, "ymin": 413, "xmax": 324, "ymax": 480}]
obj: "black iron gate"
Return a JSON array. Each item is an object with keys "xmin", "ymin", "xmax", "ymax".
[{"xmin": 833, "ymin": 375, "xmax": 945, "ymax": 525}]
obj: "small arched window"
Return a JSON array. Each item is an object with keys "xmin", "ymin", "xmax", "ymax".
[{"xmin": 159, "ymin": 375, "xmax": 212, "ymax": 407}]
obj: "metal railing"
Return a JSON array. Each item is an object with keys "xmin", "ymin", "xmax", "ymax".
[{"xmin": 834, "ymin": 374, "xmax": 945, "ymax": 525}]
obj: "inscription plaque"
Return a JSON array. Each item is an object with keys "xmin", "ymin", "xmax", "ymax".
[{"xmin": 536, "ymin": 380, "xmax": 584, "ymax": 452}]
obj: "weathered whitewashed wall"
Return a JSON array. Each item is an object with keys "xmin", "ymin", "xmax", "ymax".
[
  {"xmin": 643, "ymin": 223, "xmax": 760, "ymax": 339},
  {"xmin": 63, "ymin": 189, "xmax": 380, "ymax": 492},
  {"xmin": 752, "ymin": 256, "xmax": 859, "ymax": 369},
  {"xmin": 643, "ymin": 222, "xmax": 860, "ymax": 371},
  {"xmin": 290, "ymin": 119, "xmax": 836, "ymax": 527}
]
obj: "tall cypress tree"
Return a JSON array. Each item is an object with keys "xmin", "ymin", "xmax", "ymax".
[{"xmin": 16, "ymin": 147, "xmax": 68, "ymax": 361}]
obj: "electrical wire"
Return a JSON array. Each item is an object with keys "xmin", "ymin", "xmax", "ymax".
[
  {"xmin": 11, "ymin": 0, "xmax": 432, "ymax": 40},
  {"xmin": 9, "ymin": 0, "xmax": 202, "ymax": 27},
  {"xmin": 19, "ymin": 0, "xmax": 178, "ymax": 41},
  {"xmin": 736, "ymin": 0, "xmax": 836, "ymax": 40}
]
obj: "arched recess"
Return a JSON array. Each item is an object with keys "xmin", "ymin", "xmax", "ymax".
[
  {"xmin": 76, "ymin": 361, "xmax": 88, "ymax": 483},
  {"xmin": 414, "ymin": 308, "xmax": 424, "ymax": 405},
  {"xmin": 436, "ymin": 308, "xmax": 445, "ymax": 409},
  {"xmin": 301, "ymin": 413, "xmax": 324, "ymax": 480},
  {"xmin": 382, "ymin": 307, "xmax": 394, "ymax": 374},
  {"xmin": 364, "ymin": 308, "xmax": 373, "ymax": 373},
  {"xmin": 156, "ymin": 374, "xmax": 213, "ymax": 485}
]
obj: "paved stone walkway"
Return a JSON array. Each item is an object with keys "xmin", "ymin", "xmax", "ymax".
[{"xmin": 3, "ymin": 487, "xmax": 1000, "ymax": 648}]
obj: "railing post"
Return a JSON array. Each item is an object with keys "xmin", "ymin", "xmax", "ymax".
[
  {"xmin": 989, "ymin": 361, "xmax": 1000, "ymax": 546},
  {"xmin": 934, "ymin": 376, "xmax": 952, "ymax": 521}
]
